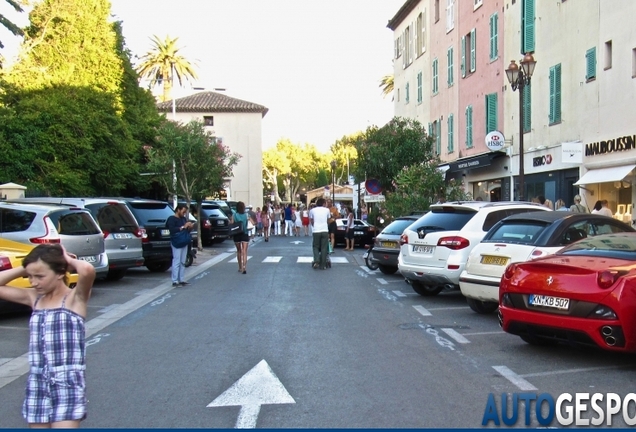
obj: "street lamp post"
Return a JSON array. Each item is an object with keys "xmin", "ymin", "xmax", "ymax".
[
  {"xmin": 330, "ymin": 160, "xmax": 337, "ymax": 203},
  {"xmin": 505, "ymin": 52, "xmax": 537, "ymax": 201},
  {"xmin": 171, "ymin": 61, "xmax": 178, "ymax": 209}
]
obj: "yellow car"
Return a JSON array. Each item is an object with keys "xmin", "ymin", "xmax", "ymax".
[{"xmin": 0, "ymin": 238, "xmax": 78, "ymax": 289}]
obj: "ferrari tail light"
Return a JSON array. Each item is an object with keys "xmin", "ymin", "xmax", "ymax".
[
  {"xmin": 437, "ymin": 236, "xmax": 469, "ymax": 250},
  {"xmin": 597, "ymin": 270, "xmax": 621, "ymax": 289},
  {"xmin": 0, "ymin": 256, "xmax": 12, "ymax": 271},
  {"xmin": 399, "ymin": 234, "xmax": 409, "ymax": 246},
  {"xmin": 503, "ymin": 263, "xmax": 518, "ymax": 279}
]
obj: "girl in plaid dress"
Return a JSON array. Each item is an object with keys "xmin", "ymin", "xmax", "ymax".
[{"xmin": 0, "ymin": 244, "xmax": 95, "ymax": 428}]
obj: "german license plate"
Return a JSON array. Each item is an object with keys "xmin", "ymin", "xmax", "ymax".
[
  {"xmin": 161, "ymin": 229, "xmax": 170, "ymax": 236},
  {"xmin": 481, "ymin": 255, "xmax": 509, "ymax": 266},
  {"xmin": 413, "ymin": 245, "xmax": 434, "ymax": 254},
  {"xmin": 529, "ymin": 294, "xmax": 570, "ymax": 310},
  {"xmin": 218, "ymin": 221, "xmax": 226, "ymax": 226},
  {"xmin": 79, "ymin": 255, "xmax": 97, "ymax": 263},
  {"xmin": 354, "ymin": 231, "xmax": 363, "ymax": 236},
  {"xmin": 381, "ymin": 241, "xmax": 398, "ymax": 248},
  {"xmin": 113, "ymin": 233, "xmax": 133, "ymax": 239}
]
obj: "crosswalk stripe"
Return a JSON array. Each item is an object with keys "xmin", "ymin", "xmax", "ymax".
[
  {"xmin": 262, "ymin": 256, "xmax": 282, "ymax": 263},
  {"xmin": 228, "ymin": 256, "xmax": 252, "ymax": 263},
  {"xmin": 297, "ymin": 257, "xmax": 313, "ymax": 263}
]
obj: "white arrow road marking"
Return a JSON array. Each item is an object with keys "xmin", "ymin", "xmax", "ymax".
[
  {"xmin": 290, "ymin": 241, "xmax": 304, "ymax": 244},
  {"xmin": 207, "ymin": 359, "xmax": 295, "ymax": 429}
]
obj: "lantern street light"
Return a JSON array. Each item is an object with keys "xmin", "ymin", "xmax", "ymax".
[
  {"xmin": 330, "ymin": 160, "xmax": 337, "ymax": 203},
  {"xmin": 505, "ymin": 52, "xmax": 537, "ymax": 201}
]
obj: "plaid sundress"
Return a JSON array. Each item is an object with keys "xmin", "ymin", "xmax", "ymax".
[{"xmin": 22, "ymin": 294, "xmax": 87, "ymax": 424}]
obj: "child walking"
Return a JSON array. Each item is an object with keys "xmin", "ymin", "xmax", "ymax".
[{"xmin": 0, "ymin": 244, "xmax": 96, "ymax": 428}]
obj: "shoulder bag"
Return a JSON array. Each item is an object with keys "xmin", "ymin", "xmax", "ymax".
[
  {"xmin": 171, "ymin": 228, "xmax": 192, "ymax": 248},
  {"xmin": 229, "ymin": 214, "xmax": 245, "ymax": 236}
]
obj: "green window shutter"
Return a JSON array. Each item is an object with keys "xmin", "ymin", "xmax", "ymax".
[
  {"xmin": 447, "ymin": 47, "xmax": 454, "ymax": 86},
  {"xmin": 470, "ymin": 28, "xmax": 476, "ymax": 72},
  {"xmin": 586, "ymin": 47, "xmax": 596, "ymax": 80},
  {"xmin": 461, "ymin": 36, "xmax": 466, "ymax": 77},
  {"xmin": 428, "ymin": 122, "xmax": 433, "ymax": 138},
  {"xmin": 447, "ymin": 114, "xmax": 454, "ymax": 152},
  {"xmin": 417, "ymin": 72, "xmax": 422, "ymax": 103},
  {"xmin": 432, "ymin": 58, "xmax": 439, "ymax": 94},
  {"xmin": 523, "ymin": 83, "xmax": 531, "ymax": 132},
  {"xmin": 550, "ymin": 64, "xmax": 561, "ymax": 123},
  {"xmin": 485, "ymin": 93, "xmax": 497, "ymax": 133},
  {"xmin": 436, "ymin": 120, "xmax": 442, "ymax": 155},
  {"xmin": 466, "ymin": 105, "xmax": 473, "ymax": 148},
  {"xmin": 406, "ymin": 82, "xmax": 410, "ymax": 104},
  {"xmin": 522, "ymin": 0, "xmax": 535, "ymax": 54},
  {"xmin": 490, "ymin": 13, "xmax": 498, "ymax": 60}
]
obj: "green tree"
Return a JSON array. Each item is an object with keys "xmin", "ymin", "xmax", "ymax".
[
  {"xmin": 145, "ymin": 120, "xmax": 240, "ymax": 245},
  {"xmin": 330, "ymin": 132, "xmax": 360, "ymax": 185},
  {"xmin": 6, "ymin": 0, "xmax": 122, "ymax": 93},
  {"xmin": 0, "ymin": 0, "xmax": 24, "ymax": 62},
  {"xmin": 136, "ymin": 35, "xmax": 198, "ymax": 102},
  {"xmin": 379, "ymin": 74, "xmax": 394, "ymax": 100}
]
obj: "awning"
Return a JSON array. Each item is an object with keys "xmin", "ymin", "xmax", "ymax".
[
  {"xmin": 573, "ymin": 164, "xmax": 636, "ymax": 186},
  {"xmin": 437, "ymin": 165, "xmax": 450, "ymax": 174}
]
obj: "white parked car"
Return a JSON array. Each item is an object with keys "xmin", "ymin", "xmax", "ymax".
[
  {"xmin": 459, "ymin": 211, "xmax": 636, "ymax": 314},
  {"xmin": 398, "ymin": 201, "xmax": 549, "ymax": 296}
]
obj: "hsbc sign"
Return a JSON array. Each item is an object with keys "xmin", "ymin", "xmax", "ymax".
[
  {"xmin": 533, "ymin": 154, "xmax": 553, "ymax": 167},
  {"xmin": 485, "ymin": 131, "xmax": 506, "ymax": 152}
]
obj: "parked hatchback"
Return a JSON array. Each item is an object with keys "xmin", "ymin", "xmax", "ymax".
[
  {"xmin": 460, "ymin": 211, "xmax": 635, "ymax": 314},
  {"xmin": 398, "ymin": 201, "xmax": 549, "ymax": 296},
  {"xmin": 10, "ymin": 198, "xmax": 145, "ymax": 280},
  {"xmin": 369, "ymin": 215, "xmax": 420, "ymax": 274},
  {"xmin": 0, "ymin": 202, "xmax": 108, "ymax": 277}
]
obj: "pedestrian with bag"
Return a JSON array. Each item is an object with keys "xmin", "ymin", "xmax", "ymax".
[
  {"xmin": 0, "ymin": 244, "xmax": 96, "ymax": 428},
  {"xmin": 569, "ymin": 195, "xmax": 589, "ymax": 213},
  {"xmin": 231, "ymin": 201, "xmax": 251, "ymax": 274},
  {"xmin": 310, "ymin": 198, "xmax": 331, "ymax": 269},
  {"xmin": 167, "ymin": 204, "xmax": 193, "ymax": 287}
]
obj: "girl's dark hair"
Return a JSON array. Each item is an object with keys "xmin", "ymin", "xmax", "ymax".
[
  {"xmin": 23, "ymin": 244, "xmax": 69, "ymax": 283},
  {"xmin": 236, "ymin": 201, "xmax": 246, "ymax": 214},
  {"xmin": 593, "ymin": 200, "xmax": 602, "ymax": 211}
]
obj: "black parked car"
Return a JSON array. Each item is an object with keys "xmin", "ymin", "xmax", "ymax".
[
  {"xmin": 187, "ymin": 201, "xmax": 230, "ymax": 245},
  {"xmin": 120, "ymin": 198, "xmax": 197, "ymax": 273},
  {"xmin": 334, "ymin": 218, "xmax": 376, "ymax": 248}
]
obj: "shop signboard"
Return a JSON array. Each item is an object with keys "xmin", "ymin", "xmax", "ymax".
[{"xmin": 485, "ymin": 131, "xmax": 506, "ymax": 152}]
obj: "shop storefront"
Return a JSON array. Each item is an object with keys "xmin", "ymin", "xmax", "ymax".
[{"xmin": 446, "ymin": 151, "xmax": 509, "ymax": 201}]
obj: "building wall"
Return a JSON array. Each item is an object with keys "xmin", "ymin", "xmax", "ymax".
[{"xmin": 168, "ymin": 111, "xmax": 264, "ymax": 207}]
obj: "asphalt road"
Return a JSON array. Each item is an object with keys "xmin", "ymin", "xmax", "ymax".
[{"xmin": 1, "ymin": 235, "xmax": 635, "ymax": 428}]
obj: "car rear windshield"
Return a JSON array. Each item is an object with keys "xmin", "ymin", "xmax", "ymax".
[
  {"xmin": 484, "ymin": 222, "xmax": 549, "ymax": 245},
  {"xmin": 127, "ymin": 202, "xmax": 174, "ymax": 226},
  {"xmin": 86, "ymin": 203, "xmax": 138, "ymax": 233},
  {"xmin": 201, "ymin": 207, "xmax": 226, "ymax": 218},
  {"xmin": 0, "ymin": 208, "xmax": 37, "ymax": 232},
  {"xmin": 381, "ymin": 219, "xmax": 416, "ymax": 235},
  {"xmin": 49, "ymin": 211, "xmax": 101, "ymax": 235},
  {"xmin": 410, "ymin": 208, "xmax": 476, "ymax": 232}
]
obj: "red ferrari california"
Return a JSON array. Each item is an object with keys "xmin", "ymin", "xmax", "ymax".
[{"xmin": 499, "ymin": 232, "xmax": 636, "ymax": 352}]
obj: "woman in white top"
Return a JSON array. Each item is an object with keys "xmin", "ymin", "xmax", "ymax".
[{"xmin": 344, "ymin": 207, "xmax": 355, "ymax": 251}]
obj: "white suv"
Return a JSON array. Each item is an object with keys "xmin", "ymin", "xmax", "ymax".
[{"xmin": 398, "ymin": 201, "xmax": 550, "ymax": 296}]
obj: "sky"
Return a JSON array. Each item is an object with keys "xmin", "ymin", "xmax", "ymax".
[{"xmin": 0, "ymin": 0, "xmax": 405, "ymax": 152}]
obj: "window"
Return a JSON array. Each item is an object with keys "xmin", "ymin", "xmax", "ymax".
[
  {"xmin": 405, "ymin": 82, "xmax": 410, "ymax": 104},
  {"xmin": 485, "ymin": 93, "xmax": 498, "ymax": 133},
  {"xmin": 523, "ymin": 83, "xmax": 531, "ymax": 132},
  {"xmin": 402, "ymin": 25, "xmax": 413, "ymax": 69},
  {"xmin": 604, "ymin": 40, "xmax": 612, "ymax": 70},
  {"xmin": 436, "ymin": 120, "xmax": 442, "ymax": 155},
  {"xmin": 465, "ymin": 105, "xmax": 473, "ymax": 148},
  {"xmin": 461, "ymin": 29, "xmax": 476, "ymax": 76},
  {"xmin": 435, "ymin": 0, "xmax": 440, "ymax": 23},
  {"xmin": 447, "ymin": 47, "xmax": 454, "ymax": 87},
  {"xmin": 432, "ymin": 58, "xmax": 439, "ymax": 94},
  {"xmin": 203, "ymin": 116, "xmax": 214, "ymax": 126},
  {"xmin": 397, "ymin": 88, "xmax": 400, "ymax": 102},
  {"xmin": 446, "ymin": 0, "xmax": 455, "ymax": 32},
  {"xmin": 416, "ymin": 13, "xmax": 424, "ymax": 57},
  {"xmin": 549, "ymin": 64, "xmax": 562, "ymax": 125},
  {"xmin": 474, "ymin": 0, "xmax": 483, "ymax": 8},
  {"xmin": 632, "ymin": 48, "xmax": 636, "ymax": 78},
  {"xmin": 586, "ymin": 47, "xmax": 596, "ymax": 80},
  {"xmin": 447, "ymin": 114, "xmax": 454, "ymax": 153},
  {"xmin": 417, "ymin": 71, "xmax": 423, "ymax": 104},
  {"xmin": 394, "ymin": 37, "xmax": 401, "ymax": 60},
  {"xmin": 521, "ymin": 0, "xmax": 535, "ymax": 54},
  {"xmin": 489, "ymin": 13, "xmax": 498, "ymax": 60}
]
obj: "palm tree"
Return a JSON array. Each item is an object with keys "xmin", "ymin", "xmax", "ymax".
[
  {"xmin": 136, "ymin": 35, "xmax": 198, "ymax": 102},
  {"xmin": 379, "ymin": 74, "xmax": 394, "ymax": 100},
  {"xmin": 0, "ymin": 0, "xmax": 24, "ymax": 65}
]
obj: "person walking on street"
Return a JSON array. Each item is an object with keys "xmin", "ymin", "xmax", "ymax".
[
  {"xmin": 0, "ymin": 244, "xmax": 96, "ymax": 428},
  {"xmin": 310, "ymin": 198, "xmax": 331, "ymax": 269},
  {"xmin": 273, "ymin": 205, "xmax": 282, "ymax": 236},
  {"xmin": 255, "ymin": 207, "xmax": 263, "ymax": 237},
  {"xmin": 260, "ymin": 206, "xmax": 271, "ymax": 242},
  {"xmin": 231, "ymin": 201, "xmax": 250, "ymax": 274},
  {"xmin": 327, "ymin": 199, "xmax": 339, "ymax": 252},
  {"xmin": 344, "ymin": 206, "xmax": 355, "ymax": 251},
  {"xmin": 167, "ymin": 204, "xmax": 194, "ymax": 287},
  {"xmin": 570, "ymin": 195, "xmax": 589, "ymax": 213},
  {"xmin": 284, "ymin": 203, "xmax": 294, "ymax": 236},
  {"xmin": 301, "ymin": 206, "xmax": 310, "ymax": 236},
  {"xmin": 247, "ymin": 205, "xmax": 257, "ymax": 243}
]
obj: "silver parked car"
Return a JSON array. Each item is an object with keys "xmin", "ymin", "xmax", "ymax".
[
  {"xmin": 0, "ymin": 201, "xmax": 108, "ymax": 277},
  {"xmin": 10, "ymin": 198, "xmax": 145, "ymax": 280}
]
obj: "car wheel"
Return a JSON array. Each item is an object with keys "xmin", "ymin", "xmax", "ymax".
[
  {"xmin": 411, "ymin": 281, "xmax": 443, "ymax": 296},
  {"xmin": 146, "ymin": 262, "xmax": 171, "ymax": 273},
  {"xmin": 520, "ymin": 335, "xmax": 557, "ymax": 346},
  {"xmin": 466, "ymin": 298, "xmax": 499, "ymax": 314},
  {"xmin": 378, "ymin": 264, "xmax": 398, "ymax": 275},
  {"xmin": 106, "ymin": 269, "xmax": 127, "ymax": 281}
]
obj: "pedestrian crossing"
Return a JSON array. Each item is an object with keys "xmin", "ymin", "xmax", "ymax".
[{"xmin": 227, "ymin": 256, "xmax": 351, "ymax": 264}]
